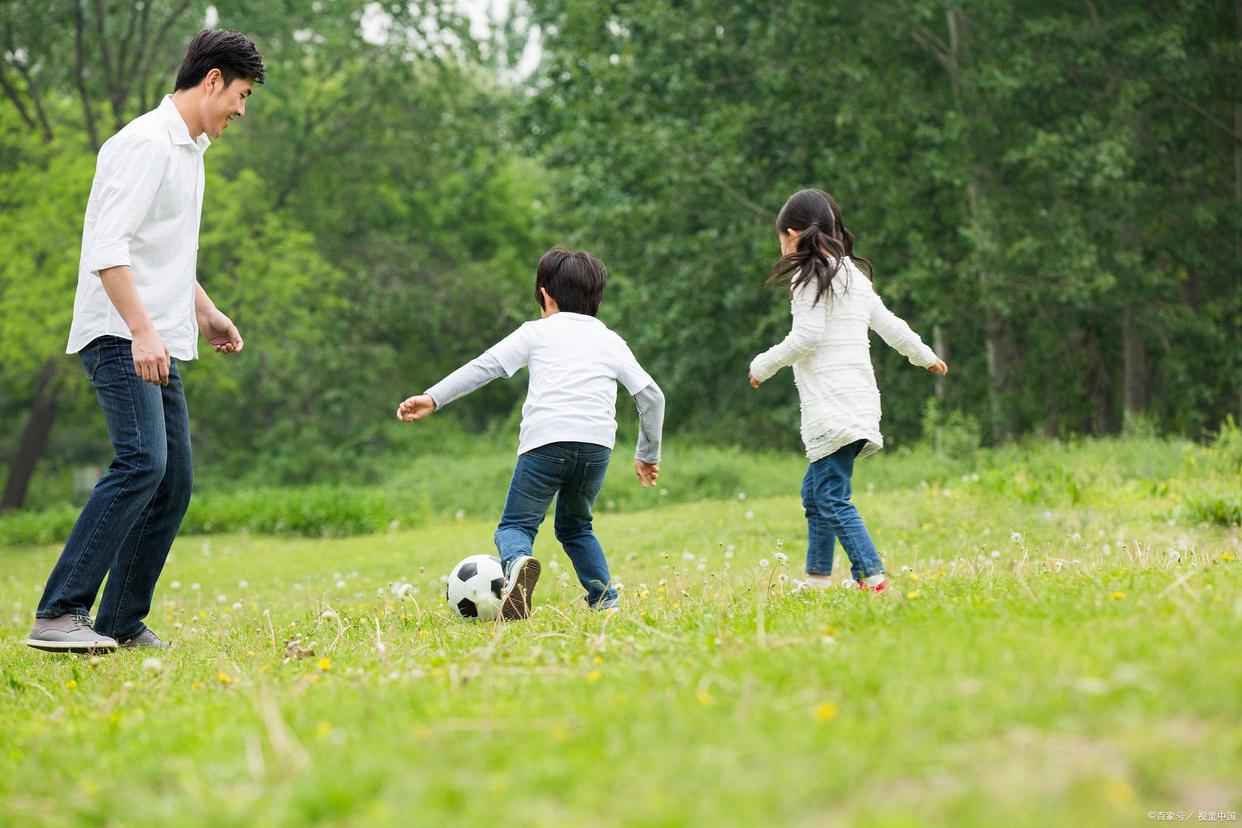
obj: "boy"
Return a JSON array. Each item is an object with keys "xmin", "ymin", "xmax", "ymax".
[{"xmin": 397, "ymin": 248, "xmax": 664, "ymax": 619}]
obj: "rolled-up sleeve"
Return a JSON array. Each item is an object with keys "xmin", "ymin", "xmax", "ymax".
[{"xmin": 83, "ymin": 136, "xmax": 169, "ymax": 277}]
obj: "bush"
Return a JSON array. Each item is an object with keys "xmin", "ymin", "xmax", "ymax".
[{"xmin": 0, "ymin": 486, "xmax": 430, "ymax": 547}]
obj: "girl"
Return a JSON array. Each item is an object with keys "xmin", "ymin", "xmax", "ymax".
[{"xmin": 749, "ymin": 189, "xmax": 947, "ymax": 593}]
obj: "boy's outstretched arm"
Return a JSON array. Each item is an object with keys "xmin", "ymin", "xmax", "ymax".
[
  {"xmin": 396, "ymin": 353, "xmax": 507, "ymax": 421},
  {"xmin": 634, "ymin": 381, "xmax": 665, "ymax": 487}
]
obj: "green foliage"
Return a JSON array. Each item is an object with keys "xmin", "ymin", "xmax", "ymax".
[{"xmin": 0, "ymin": 486, "xmax": 429, "ymax": 546}]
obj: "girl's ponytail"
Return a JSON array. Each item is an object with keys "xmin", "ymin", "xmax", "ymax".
[{"xmin": 766, "ymin": 189, "xmax": 873, "ymax": 305}]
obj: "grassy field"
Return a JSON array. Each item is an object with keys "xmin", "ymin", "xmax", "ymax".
[{"xmin": 0, "ymin": 437, "xmax": 1239, "ymax": 827}]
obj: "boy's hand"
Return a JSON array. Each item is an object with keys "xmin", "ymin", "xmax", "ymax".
[
  {"xmin": 926, "ymin": 359, "xmax": 949, "ymax": 376},
  {"xmin": 396, "ymin": 394, "xmax": 436, "ymax": 422},
  {"xmin": 749, "ymin": 373, "xmax": 761, "ymax": 388},
  {"xmin": 635, "ymin": 459, "xmax": 660, "ymax": 488}
]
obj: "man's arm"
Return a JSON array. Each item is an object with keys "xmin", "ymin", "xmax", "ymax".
[
  {"xmin": 195, "ymin": 281, "xmax": 244, "ymax": 354},
  {"xmin": 99, "ymin": 265, "xmax": 170, "ymax": 385}
]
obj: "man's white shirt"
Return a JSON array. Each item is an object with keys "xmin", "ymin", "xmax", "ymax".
[{"xmin": 67, "ymin": 95, "xmax": 210, "ymax": 360}]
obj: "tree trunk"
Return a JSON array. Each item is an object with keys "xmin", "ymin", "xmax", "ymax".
[
  {"xmin": 1235, "ymin": 0, "xmax": 1242, "ymax": 420},
  {"xmin": 1, "ymin": 359, "xmax": 60, "ymax": 511},
  {"xmin": 933, "ymin": 324, "xmax": 948, "ymax": 401},
  {"xmin": 1121, "ymin": 304, "xmax": 1148, "ymax": 417}
]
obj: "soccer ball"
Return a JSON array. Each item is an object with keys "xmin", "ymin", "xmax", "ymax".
[{"xmin": 446, "ymin": 554, "xmax": 505, "ymax": 621}]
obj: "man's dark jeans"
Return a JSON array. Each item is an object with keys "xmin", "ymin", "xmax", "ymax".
[{"xmin": 35, "ymin": 336, "xmax": 193, "ymax": 640}]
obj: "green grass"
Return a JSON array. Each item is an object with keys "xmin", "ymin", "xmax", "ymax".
[{"xmin": 0, "ymin": 440, "xmax": 1239, "ymax": 826}]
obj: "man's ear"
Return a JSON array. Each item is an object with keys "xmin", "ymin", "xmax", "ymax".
[
  {"xmin": 538, "ymin": 287, "xmax": 551, "ymax": 308},
  {"xmin": 203, "ymin": 67, "xmax": 223, "ymax": 94}
]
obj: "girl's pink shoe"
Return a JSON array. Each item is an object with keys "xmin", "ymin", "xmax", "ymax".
[{"xmin": 855, "ymin": 576, "xmax": 891, "ymax": 593}]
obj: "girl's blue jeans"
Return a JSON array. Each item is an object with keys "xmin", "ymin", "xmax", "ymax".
[
  {"xmin": 802, "ymin": 439, "xmax": 884, "ymax": 581},
  {"xmin": 494, "ymin": 441, "xmax": 617, "ymax": 607}
]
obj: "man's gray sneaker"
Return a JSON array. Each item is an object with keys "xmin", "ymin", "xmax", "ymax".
[
  {"xmin": 500, "ymin": 556, "xmax": 541, "ymax": 621},
  {"xmin": 24, "ymin": 614, "xmax": 118, "ymax": 653},
  {"xmin": 593, "ymin": 596, "xmax": 618, "ymax": 612},
  {"xmin": 119, "ymin": 628, "xmax": 165, "ymax": 649}
]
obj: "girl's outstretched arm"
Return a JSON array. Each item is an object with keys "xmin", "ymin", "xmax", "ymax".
[
  {"xmin": 867, "ymin": 288, "xmax": 945, "ymax": 372},
  {"xmin": 749, "ymin": 280, "xmax": 827, "ymax": 384}
]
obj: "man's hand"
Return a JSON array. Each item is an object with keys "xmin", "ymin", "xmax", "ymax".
[
  {"xmin": 397, "ymin": 394, "xmax": 436, "ymax": 422},
  {"xmin": 926, "ymin": 359, "xmax": 949, "ymax": 376},
  {"xmin": 200, "ymin": 308, "xmax": 244, "ymax": 354},
  {"xmin": 749, "ymin": 373, "xmax": 761, "ymax": 388},
  {"xmin": 635, "ymin": 459, "xmax": 660, "ymax": 488},
  {"xmin": 132, "ymin": 327, "xmax": 171, "ymax": 386}
]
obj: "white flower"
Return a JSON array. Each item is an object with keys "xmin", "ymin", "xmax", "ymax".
[
  {"xmin": 737, "ymin": 492, "xmax": 747, "ymax": 501},
  {"xmin": 232, "ymin": 602, "xmax": 242, "ymax": 610},
  {"xmin": 1010, "ymin": 531, "xmax": 1023, "ymax": 542},
  {"xmin": 683, "ymin": 551, "xmax": 695, "ymax": 561},
  {"xmin": 170, "ymin": 581, "xmax": 182, "ymax": 590},
  {"xmin": 142, "ymin": 657, "xmax": 163, "ymax": 672},
  {"xmin": 991, "ymin": 550, "xmax": 1001, "ymax": 559},
  {"xmin": 454, "ymin": 509, "xmax": 465, "ymax": 520},
  {"xmin": 190, "ymin": 583, "xmax": 200, "ymax": 591},
  {"xmin": 335, "ymin": 580, "xmax": 347, "ymax": 590},
  {"xmin": 238, "ymin": 580, "xmax": 249, "ymax": 590},
  {"xmin": 1070, "ymin": 532, "xmax": 1082, "ymax": 541},
  {"xmin": 696, "ymin": 563, "xmax": 706, "ymax": 572},
  {"xmin": 774, "ymin": 552, "xmax": 788, "ymax": 564},
  {"xmin": 396, "ymin": 583, "xmax": 414, "ymax": 598},
  {"xmin": 725, "ymin": 547, "xmax": 735, "ymax": 559},
  {"xmin": 1101, "ymin": 545, "xmax": 1111, "ymax": 556},
  {"xmin": 745, "ymin": 511, "xmax": 754, "ymax": 520},
  {"xmin": 900, "ymin": 565, "xmax": 910, "ymax": 572},
  {"xmin": 759, "ymin": 559, "xmax": 770, "ymax": 568},
  {"xmin": 216, "ymin": 594, "xmax": 227, "ymax": 603},
  {"xmin": 320, "ymin": 608, "xmax": 339, "ymax": 621}
]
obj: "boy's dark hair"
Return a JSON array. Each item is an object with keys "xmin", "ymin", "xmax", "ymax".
[
  {"xmin": 535, "ymin": 248, "xmax": 608, "ymax": 316},
  {"xmin": 175, "ymin": 30, "xmax": 266, "ymax": 91}
]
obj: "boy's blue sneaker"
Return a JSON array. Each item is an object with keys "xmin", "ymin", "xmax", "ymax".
[{"xmin": 500, "ymin": 556, "xmax": 541, "ymax": 621}]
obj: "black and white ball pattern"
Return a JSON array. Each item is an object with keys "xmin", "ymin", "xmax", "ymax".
[{"xmin": 446, "ymin": 554, "xmax": 505, "ymax": 620}]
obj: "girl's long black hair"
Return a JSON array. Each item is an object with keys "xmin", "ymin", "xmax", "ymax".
[{"xmin": 766, "ymin": 188, "xmax": 873, "ymax": 305}]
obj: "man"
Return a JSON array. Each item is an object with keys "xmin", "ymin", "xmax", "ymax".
[{"xmin": 24, "ymin": 30, "xmax": 266, "ymax": 652}]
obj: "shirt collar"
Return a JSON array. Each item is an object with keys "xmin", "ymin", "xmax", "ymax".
[
  {"xmin": 159, "ymin": 95, "xmax": 212, "ymax": 151},
  {"xmin": 550, "ymin": 312, "xmax": 602, "ymax": 324}
]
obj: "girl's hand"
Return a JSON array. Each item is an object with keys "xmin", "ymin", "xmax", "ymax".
[
  {"xmin": 927, "ymin": 359, "xmax": 949, "ymax": 376},
  {"xmin": 749, "ymin": 373, "xmax": 761, "ymax": 388},
  {"xmin": 396, "ymin": 394, "xmax": 436, "ymax": 422}
]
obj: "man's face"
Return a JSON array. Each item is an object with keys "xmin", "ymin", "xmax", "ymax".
[{"xmin": 203, "ymin": 72, "xmax": 254, "ymax": 139}]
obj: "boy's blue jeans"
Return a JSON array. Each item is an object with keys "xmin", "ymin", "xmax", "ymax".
[
  {"xmin": 494, "ymin": 441, "xmax": 617, "ymax": 607},
  {"xmin": 35, "ymin": 336, "xmax": 193, "ymax": 640},
  {"xmin": 802, "ymin": 439, "xmax": 884, "ymax": 581}
]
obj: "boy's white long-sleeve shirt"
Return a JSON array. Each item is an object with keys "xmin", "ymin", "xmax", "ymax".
[
  {"xmin": 425, "ymin": 312, "xmax": 664, "ymax": 461},
  {"xmin": 749, "ymin": 258, "xmax": 938, "ymax": 463}
]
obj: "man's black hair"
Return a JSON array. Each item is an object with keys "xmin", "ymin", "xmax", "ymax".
[{"xmin": 175, "ymin": 30, "xmax": 266, "ymax": 91}]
